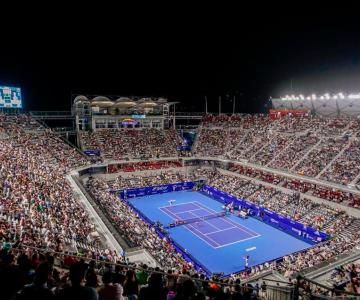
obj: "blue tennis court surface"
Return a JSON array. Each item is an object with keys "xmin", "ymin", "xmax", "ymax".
[
  {"xmin": 160, "ymin": 202, "xmax": 259, "ymax": 248},
  {"xmin": 128, "ymin": 191, "xmax": 312, "ymax": 276}
]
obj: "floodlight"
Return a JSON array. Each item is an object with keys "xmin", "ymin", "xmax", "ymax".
[{"xmin": 348, "ymin": 93, "xmax": 360, "ymax": 99}]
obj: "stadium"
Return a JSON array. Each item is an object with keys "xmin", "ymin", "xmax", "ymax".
[{"xmin": 0, "ymin": 85, "xmax": 359, "ymax": 300}]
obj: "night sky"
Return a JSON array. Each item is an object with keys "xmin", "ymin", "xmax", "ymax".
[{"xmin": 1, "ymin": 17, "xmax": 360, "ymax": 113}]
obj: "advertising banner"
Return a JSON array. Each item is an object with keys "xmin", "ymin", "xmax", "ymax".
[{"xmin": 112, "ymin": 181, "xmax": 198, "ymax": 199}]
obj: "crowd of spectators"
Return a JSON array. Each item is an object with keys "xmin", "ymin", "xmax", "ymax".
[
  {"xmin": 193, "ymin": 129, "xmax": 227, "ymax": 157},
  {"xmin": 1, "ymin": 113, "xmax": 360, "ymax": 298},
  {"xmin": 269, "ymin": 134, "xmax": 320, "ymax": 170},
  {"xmin": 327, "ymin": 263, "xmax": 359, "ymax": 294},
  {"xmin": 227, "ymin": 132, "xmax": 272, "ymax": 161},
  {"xmin": 294, "ymin": 137, "xmax": 349, "ymax": 177},
  {"xmin": 0, "ymin": 115, "xmax": 107, "ymax": 256},
  {"xmin": 80, "ymin": 128, "xmax": 179, "ymax": 161},
  {"xmin": 111, "ymin": 171, "xmax": 192, "ymax": 191},
  {"xmin": 0, "ymin": 245, "xmax": 274, "ymax": 300},
  {"xmin": 107, "ymin": 160, "xmax": 182, "ymax": 173},
  {"xmin": 228, "ymin": 164, "xmax": 360, "ymax": 209},
  {"xmin": 320, "ymin": 140, "xmax": 360, "ymax": 185},
  {"xmin": 250, "ymin": 135, "xmax": 292, "ymax": 166},
  {"xmin": 195, "ymin": 114, "xmax": 360, "ymax": 187}
]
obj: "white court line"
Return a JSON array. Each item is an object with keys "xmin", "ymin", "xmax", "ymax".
[
  {"xmin": 159, "ymin": 204, "xmax": 212, "ymax": 220},
  {"xmin": 159, "ymin": 206, "xmax": 221, "ymax": 248},
  {"xmin": 204, "ymin": 226, "xmax": 237, "ymax": 235},
  {"xmin": 174, "ymin": 208, "xmax": 205, "ymax": 214},
  {"xmin": 186, "ymin": 223, "xmax": 221, "ymax": 247},
  {"xmin": 228, "ymin": 221, "xmax": 259, "ymax": 237},
  {"xmin": 192, "ymin": 201, "xmax": 220, "ymax": 214},
  {"xmin": 187, "ymin": 216, "xmax": 261, "ymax": 249},
  {"xmin": 158, "ymin": 201, "xmax": 199, "ymax": 210},
  {"xmin": 160, "ymin": 201, "xmax": 226, "ymax": 233},
  {"xmin": 160, "ymin": 206, "xmax": 187, "ymax": 224},
  {"xmin": 160, "ymin": 201, "xmax": 261, "ymax": 249},
  {"xmin": 212, "ymin": 234, "xmax": 261, "ymax": 249},
  {"xmin": 186, "ymin": 211, "xmax": 219, "ymax": 232},
  {"xmin": 193, "ymin": 202, "xmax": 259, "ymax": 237},
  {"xmin": 186, "ymin": 203, "xmax": 260, "ymax": 240}
]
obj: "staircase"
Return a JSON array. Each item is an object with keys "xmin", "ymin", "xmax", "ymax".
[
  {"xmin": 248, "ymin": 136, "xmax": 275, "ymax": 161},
  {"xmin": 351, "ymin": 169, "xmax": 360, "ymax": 185},
  {"xmin": 343, "ymin": 218, "xmax": 360, "ymax": 237},
  {"xmin": 290, "ymin": 138, "xmax": 323, "ymax": 171},
  {"xmin": 226, "ymin": 130, "xmax": 250, "ymax": 156},
  {"xmin": 316, "ymin": 140, "xmax": 351, "ymax": 178},
  {"xmin": 265, "ymin": 136, "xmax": 297, "ymax": 167},
  {"xmin": 191, "ymin": 124, "xmax": 203, "ymax": 155}
]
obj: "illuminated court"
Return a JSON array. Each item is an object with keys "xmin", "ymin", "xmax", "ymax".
[{"xmin": 127, "ymin": 190, "xmax": 312, "ymax": 276}]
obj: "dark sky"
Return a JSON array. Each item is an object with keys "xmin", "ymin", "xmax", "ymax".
[{"xmin": 1, "ymin": 16, "xmax": 360, "ymax": 113}]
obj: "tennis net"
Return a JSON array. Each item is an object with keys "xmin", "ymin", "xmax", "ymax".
[{"xmin": 164, "ymin": 211, "xmax": 226, "ymax": 228}]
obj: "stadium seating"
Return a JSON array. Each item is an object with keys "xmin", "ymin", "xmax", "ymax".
[
  {"xmin": 195, "ymin": 114, "xmax": 360, "ymax": 188},
  {"xmin": 80, "ymin": 128, "xmax": 180, "ymax": 160},
  {"xmin": 0, "ymin": 115, "xmax": 100, "ymax": 253},
  {"xmin": 1, "ymin": 113, "xmax": 360, "ymax": 299},
  {"xmin": 107, "ymin": 160, "xmax": 182, "ymax": 173}
]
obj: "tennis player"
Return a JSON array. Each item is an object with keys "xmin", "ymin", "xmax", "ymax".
[
  {"xmin": 244, "ymin": 255, "xmax": 250, "ymax": 268},
  {"xmin": 168, "ymin": 199, "xmax": 176, "ymax": 206}
]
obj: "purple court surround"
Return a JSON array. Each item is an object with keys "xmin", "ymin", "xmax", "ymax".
[{"xmin": 159, "ymin": 201, "xmax": 260, "ymax": 249}]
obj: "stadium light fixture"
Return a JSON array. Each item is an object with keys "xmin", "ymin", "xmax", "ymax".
[
  {"xmin": 311, "ymin": 94, "xmax": 316, "ymax": 100},
  {"xmin": 349, "ymin": 93, "xmax": 360, "ymax": 99}
]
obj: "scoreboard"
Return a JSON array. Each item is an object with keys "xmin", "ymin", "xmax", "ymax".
[{"xmin": 0, "ymin": 86, "xmax": 22, "ymax": 108}]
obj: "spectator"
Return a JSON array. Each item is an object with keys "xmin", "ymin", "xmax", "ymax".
[
  {"xmin": 57, "ymin": 262, "xmax": 98, "ymax": 300},
  {"xmin": 98, "ymin": 271, "xmax": 124, "ymax": 300},
  {"xmin": 123, "ymin": 270, "xmax": 139, "ymax": 300},
  {"xmin": 16, "ymin": 262, "xmax": 55, "ymax": 300},
  {"xmin": 139, "ymin": 272, "xmax": 167, "ymax": 300}
]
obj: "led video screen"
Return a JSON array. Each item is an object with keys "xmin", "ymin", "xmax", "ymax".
[{"xmin": 0, "ymin": 86, "xmax": 22, "ymax": 108}]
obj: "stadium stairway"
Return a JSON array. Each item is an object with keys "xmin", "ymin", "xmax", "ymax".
[
  {"xmin": 248, "ymin": 136, "xmax": 275, "ymax": 161},
  {"xmin": 351, "ymin": 170, "xmax": 360, "ymax": 185},
  {"xmin": 290, "ymin": 138, "xmax": 323, "ymax": 171},
  {"xmin": 191, "ymin": 123, "xmax": 202, "ymax": 155},
  {"xmin": 315, "ymin": 139, "xmax": 352, "ymax": 179},
  {"xmin": 337, "ymin": 218, "xmax": 360, "ymax": 239},
  {"xmin": 265, "ymin": 136, "xmax": 297, "ymax": 167},
  {"xmin": 225, "ymin": 131, "xmax": 250, "ymax": 156}
]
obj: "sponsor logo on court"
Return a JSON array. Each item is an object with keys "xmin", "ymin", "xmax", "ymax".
[{"xmin": 246, "ymin": 247, "xmax": 256, "ymax": 252}]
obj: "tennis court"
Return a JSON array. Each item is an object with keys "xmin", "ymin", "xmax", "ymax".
[{"xmin": 127, "ymin": 190, "xmax": 312, "ymax": 276}]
